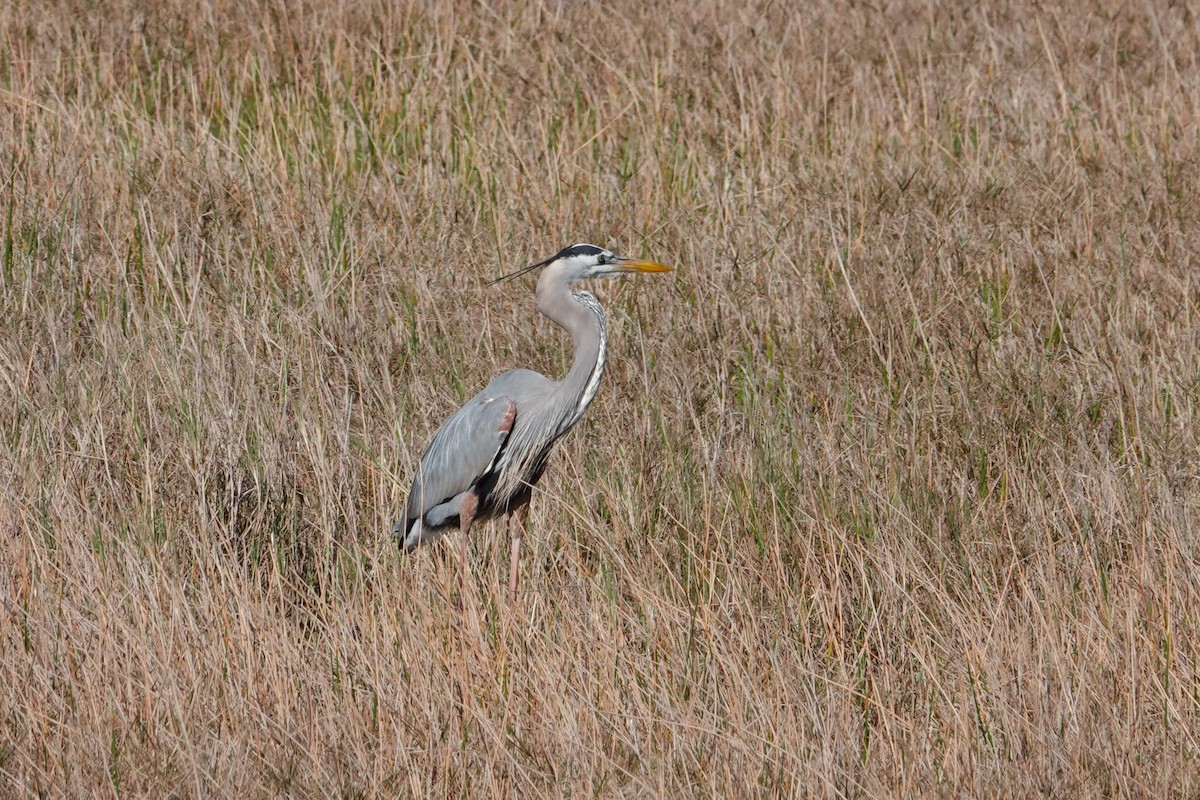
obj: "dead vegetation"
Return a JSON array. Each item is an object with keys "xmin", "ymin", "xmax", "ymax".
[{"xmin": 1, "ymin": 0, "xmax": 1199, "ymax": 796}]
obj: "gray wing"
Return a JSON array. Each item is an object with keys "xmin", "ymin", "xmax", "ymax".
[{"xmin": 398, "ymin": 391, "xmax": 517, "ymax": 549}]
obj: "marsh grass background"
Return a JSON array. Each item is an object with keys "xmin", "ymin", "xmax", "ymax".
[{"xmin": 1, "ymin": 0, "xmax": 1199, "ymax": 796}]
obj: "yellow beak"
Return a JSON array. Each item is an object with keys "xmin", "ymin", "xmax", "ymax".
[{"xmin": 616, "ymin": 257, "xmax": 673, "ymax": 273}]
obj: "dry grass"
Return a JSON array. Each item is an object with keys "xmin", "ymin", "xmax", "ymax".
[{"xmin": 1, "ymin": 0, "xmax": 1199, "ymax": 796}]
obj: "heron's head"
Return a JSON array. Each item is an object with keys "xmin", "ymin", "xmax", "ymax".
[{"xmin": 492, "ymin": 243, "xmax": 672, "ymax": 285}]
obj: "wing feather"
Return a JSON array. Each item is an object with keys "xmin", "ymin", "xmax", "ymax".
[{"xmin": 402, "ymin": 393, "xmax": 517, "ymax": 532}]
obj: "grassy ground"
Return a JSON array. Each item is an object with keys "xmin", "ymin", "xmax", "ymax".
[{"xmin": 1, "ymin": 0, "xmax": 1199, "ymax": 796}]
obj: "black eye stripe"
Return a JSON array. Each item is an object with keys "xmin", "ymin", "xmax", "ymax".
[{"xmin": 558, "ymin": 243, "xmax": 604, "ymax": 259}]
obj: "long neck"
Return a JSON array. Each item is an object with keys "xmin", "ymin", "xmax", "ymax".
[{"xmin": 536, "ymin": 280, "xmax": 607, "ymax": 433}]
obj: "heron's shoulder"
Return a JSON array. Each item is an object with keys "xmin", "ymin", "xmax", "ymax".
[{"xmin": 479, "ymin": 369, "xmax": 553, "ymax": 397}]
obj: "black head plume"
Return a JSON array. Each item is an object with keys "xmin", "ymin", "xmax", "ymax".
[{"xmin": 489, "ymin": 243, "xmax": 604, "ymax": 285}]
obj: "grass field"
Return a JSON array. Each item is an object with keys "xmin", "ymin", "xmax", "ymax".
[{"xmin": 2, "ymin": 0, "xmax": 1199, "ymax": 796}]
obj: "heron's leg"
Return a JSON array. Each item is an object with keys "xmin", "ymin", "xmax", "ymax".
[
  {"xmin": 507, "ymin": 498, "xmax": 530, "ymax": 600},
  {"xmin": 458, "ymin": 493, "xmax": 479, "ymax": 592},
  {"xmin": 453, "ymin": 493, "xmax": 480, "ymax": 725}
]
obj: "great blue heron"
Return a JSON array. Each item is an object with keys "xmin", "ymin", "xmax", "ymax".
[{"xmin": 395, "ymin": 243, "xmax": 672, "ymax": 596}]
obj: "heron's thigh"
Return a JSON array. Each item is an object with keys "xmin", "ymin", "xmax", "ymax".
[{"xmin": 460, "ymin": 492, "xmax": 479, "ymax": 528}]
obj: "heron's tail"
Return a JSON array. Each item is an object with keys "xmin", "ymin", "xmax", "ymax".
[
  {"xmin": 393, "ymin": 517, "xmax": 420, "ymax": 553},
  {"xmin": 397, "ymin": 516, "xmax": 449, "ymax": 553}
]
